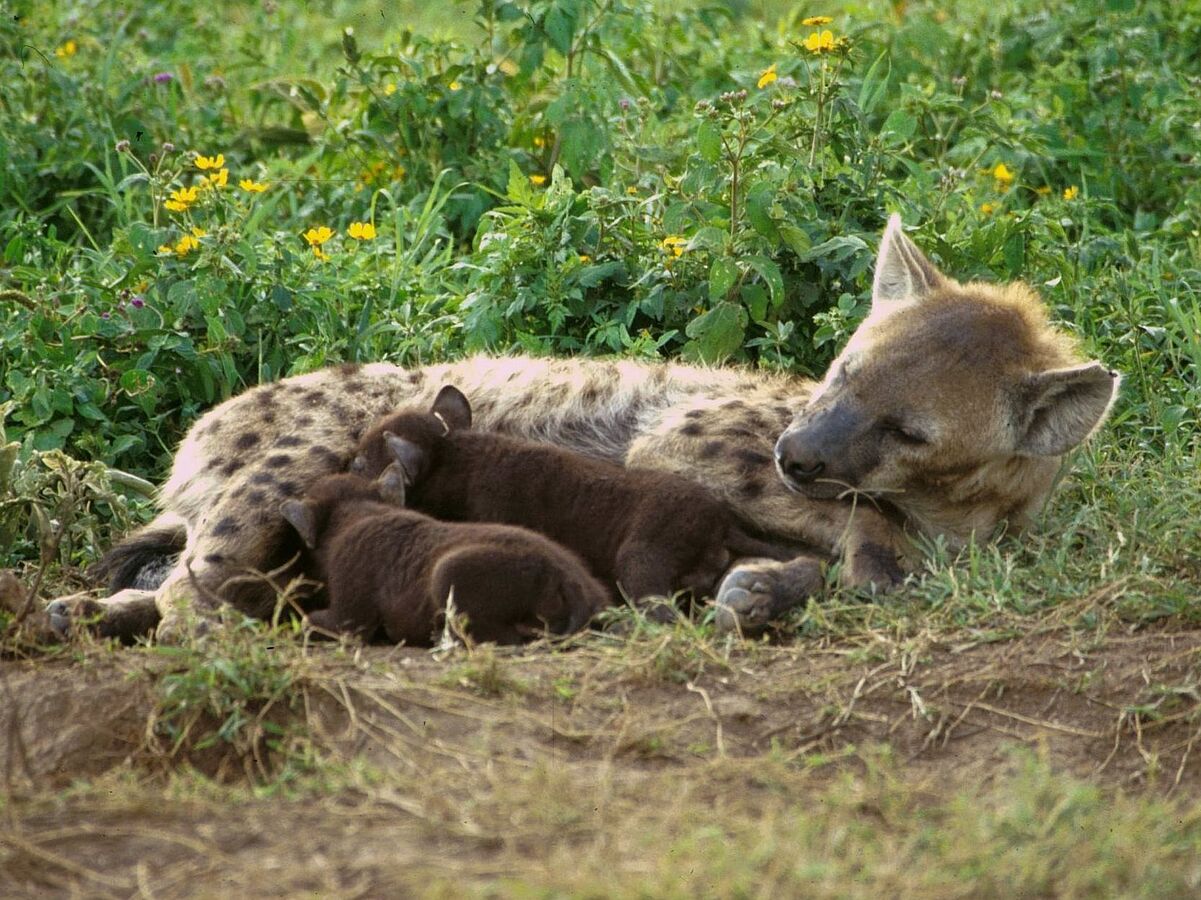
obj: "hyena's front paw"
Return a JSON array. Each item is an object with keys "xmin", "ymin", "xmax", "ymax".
[
  {"xmin": 713, "ymin": 557, "xmax": 825, "ymax": 635},
  {"xmin": 841, "ymin": 541, "xmax": 907, "ymax": 592}
]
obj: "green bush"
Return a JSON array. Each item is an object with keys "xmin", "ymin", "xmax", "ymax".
[{"xmin": 0, "ymin": 0, "xmax": 1197, "ymax": 564}]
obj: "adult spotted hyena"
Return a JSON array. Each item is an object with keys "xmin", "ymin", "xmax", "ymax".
[{"xmin": 60, "ymin": 216, "xmax": 1118, "ymax": 639}]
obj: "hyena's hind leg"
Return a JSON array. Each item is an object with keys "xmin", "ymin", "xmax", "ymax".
[
  {"xmin": 45, "ymin": 589, "xmax": 161, "ymax": 643},
  {"xmin": 43, "ymin": 512, "xmax": 186, "ymax": 641}
]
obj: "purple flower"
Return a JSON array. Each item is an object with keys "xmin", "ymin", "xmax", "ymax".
[
  {"xmin": 153, "ymin": 72, "xmax": 174, "ymax": 84},
  {"xmin": 619, "ymin": 97, "xmax": 631, "ymax": 110},
  {"xmin": 131, "ymin": 296, "xmax": 146, "ymax": 308},
  {"xmin": 100, "ymin": 311, "xmax": 111, "ymax": 320}
]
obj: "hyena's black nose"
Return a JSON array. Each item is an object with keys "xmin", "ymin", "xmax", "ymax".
[{"xmin": 775, "ymin": 433, "xmax": 825, "ymax": 483}]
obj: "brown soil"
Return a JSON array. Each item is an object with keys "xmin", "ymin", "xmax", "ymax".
[{"xmin": 2, "ymin": 622, "xmax": 1200, "ymax": 896}]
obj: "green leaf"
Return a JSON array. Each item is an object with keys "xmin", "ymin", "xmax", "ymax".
[
  {"xmin": 798, "ymin": 235, "xmax": 869, "ymax": 264},
  {"xmin": 697, "ymin": 120, "xmax": 723, "ymax": 164},
  {"xmin": 744, "ymin": 255, "xmax": 784, "ymax": 307},
  {"xmin": 709, "ymin": 257, "xmax": 738, "ymax": 302},
  {"xmin": 744, "ymin": 182, "xmax": 779, "ymax": 243},
  {"xmin": 559, "ymin": 118, "xmax": 605, "ymax": 179},
  {"xmin": 741, "ymin": 283, "xmax": 769, "ymax": 323},
  {"xmin": 1003, "ymin": 231, "xmax": 1026, "ymax": 276},
  {"xmin": 779, "ymin": 224, "xmax": 812, "ymax": 257},
  {"xmin": 119, "ymin": 369, "xmax": 155, "ymax": 396},
  {"xmin": 684, "ymin": 301, "xmax": 747, "ymax": 363},
  {"xmin": 575, "ymin": 260, "xmax": 625, "ymax": 288},
  {"xmin": 857, "ymin": 51, "xmax": 891, "ymax": 116},
  {"xmin": 544, "ymin": 3, "xmax": 578, "ymax": 55},
  {"xmin": 880, "ymin": 109, "xmax": 917, "ymax": 145}
]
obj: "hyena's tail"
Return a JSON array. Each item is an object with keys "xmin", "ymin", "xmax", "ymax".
[{"xmin": 87, "ymin": 513, "xmax": 188, "ymax": 593}]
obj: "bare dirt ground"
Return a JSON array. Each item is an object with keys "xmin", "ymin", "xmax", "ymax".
[{"xmin": 2, "ymin": 614, "xmax": 1200, "ymax": 897}]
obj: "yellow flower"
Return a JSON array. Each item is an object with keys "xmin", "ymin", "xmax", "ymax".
[
  {"xmin": 384, "ymin": 82, "xmax": 397, "ymax": 96},
  {"xmin": 157, "ymin": 243, "xmax": 173, "ymax": 255},
  {"xmin": 190, "ymin": 226, "xmax": 207, "ymax": 238},
  {"xmin": 578, "ymin": 254, "xmax": 591, "ymax": 263},
  {"xmin": 533, "ymin": 135, "xmax": 546, "ymax": 148},
  {"xmin": 174, "ymin": 234, "xmax": 199, "ymax": 256},
  {"xmin": 195, "ymin": 154, "xmax": 225, "ymax": 171},
  {"xmin": 980, "ymin": 202, "xmax": 997, "ymax": 215},
  {"xmin": 54, "ymin": 39, "xmax": 78, "ymax": 59},
  {"xmin": 1035, "ymin": 185, "xmax": 1052, "ymax": 197},
  {"xmin": 626, "ymin": 186, "xmax": 639, "ymax": 195},
  {"xmin": 802, "ymin": 16, "xmax": 833, "ymax": 26},
  {"xmin": 661, "ymin": 235, "xmax": 688, "ymax": 257},
  {"xmin": 164, "ymin": 185, "xmax": 199, "ymax": 212},
  {"xmin": 449, "ymin": 80, "xmax": 462, "ymax": 91},
  {"xmin": 498, "ymin": 59, "xmax": 518, "ymax": 76},
  {"xmin": 757, "ymin": 63, "xmax": 778, "ymax": 89},
  {"xmin": 1063, "ymin": 185, "xmax": 1079, "ymax": 201},
  {"xmin": 313, "ymin": 246, "xmax": 330, "ymax": 262},
  {"xmin": 239, "ymin": 179, "xmax": 268, "ymax": 193},
  {"xmin": 991, "ymin": 162, "xmax": 1015, "ymax": 187},
  {"xmin": 803, "ymin": 30, "xmax": 837, "ymax": 54},
  {"xmin": 529, "ymin": 174, "xmax": 547, "ymax": 186},
  {"xmin": 303, "ymin": 226, "xmax": 334, "ymax": 246},
  {"xmin": 347, "ymin": 221, "xmax": 377, "ymax": 240},
  {"xmin": 203, "ymin": 168, "xmax": 229, "ymax": 189}
]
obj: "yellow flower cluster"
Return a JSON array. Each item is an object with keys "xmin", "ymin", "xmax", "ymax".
[
  {"xmin": 661, "ymin": 235, "xmax": 688, "ymax": 257},
  {"xmin": 757, "ymin": 63, "xmax": 778, "ymax": 89},
  {"xmin": 301, "ymin": 221, "xmax": 378, "ymax": 261},
  {"xmin": 990, "ymin": 162, "xmax": 1015, "ymax": 188},
  {"xmin": 803, "ymin": 29, "xmax": 838, "ymax": 54},
  {"xmin": 802, "ymin": 16, "xmax": 833, "ymax": 26},
  {"xmin": 157, "ymin": 227, "xmax": 207, "ymax": 258},
  {"xmin": 55, "ymin": 39, "xmax": 78, "ymax": 59},
  {"xmin": 165, "ymin": 186, "xmax": 199, "ymax": 213},
  {"xmin": 162, "ymin": 151, "xmax": 271, "ymax": 214}
]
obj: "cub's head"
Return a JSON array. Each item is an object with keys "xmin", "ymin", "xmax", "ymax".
[
  {"xmin": 775, "ymin": 215, "xmax": 1119, "ymax": 543},
  {"xmin": 279, "ymin": 473, "xmax": 390, "ymax": 549},
  {"xmin": 349, "ymin": 385, "xmax": 473, "ymax": 503}
]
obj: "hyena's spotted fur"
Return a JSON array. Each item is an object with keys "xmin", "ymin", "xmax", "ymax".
[{"xmin": 65, "ymin": 216, "xmax": 1117, "ymax": 639}]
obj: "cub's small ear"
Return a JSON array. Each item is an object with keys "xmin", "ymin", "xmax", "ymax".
[
  {"xmin": 377, "ymin": 463, "xmax": 407, "ymax": 506},
  {"xmin": 1014, "ymin": 362, "xmax": 1120, "ymax": 457},
  {"xmin": 432, "ymin": 384, "xmax": 472, "ymax": 431},
  {"xmin": 280, "ymin": 499, "xmax": 319, "ymax": 550},
  {"xmin": 384, "ymin": 431, "xmax": 427, "ymax": 483},
  {"xmin": 871, "ymin": 214, "xmax": 946, "ymax": 314}
]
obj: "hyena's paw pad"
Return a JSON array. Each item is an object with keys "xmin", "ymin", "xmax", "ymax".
[{"xmin": 713, "ymin": 557, "xmax": 824, "ymax": 635}]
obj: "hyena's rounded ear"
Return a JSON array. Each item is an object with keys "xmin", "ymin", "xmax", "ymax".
[
  {"xmin": 384, "ymin": 431, "xmax": 427, "ymax": 483},
  {"xmin": 1013, "ymin": 362, "xmax": 1121, "ymax": 457},
  {"xmin": 280, "ymin": 499, "xmax": 319, "ymax": 550},
  {"xmin": 431, "ymin": 385, "xmax": 472, "ymax": 431},
  {"xmin": 871, "ymin": 214, "xmax": 946, "ymax": 314}
]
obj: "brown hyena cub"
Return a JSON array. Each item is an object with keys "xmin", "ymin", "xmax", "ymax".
[
  {"xmin": 351, "ymin": 386, "xmax": 792, "ymax": 617},
  {"xmin": 280, "ymin": 473, "xmax": 608, "ymax": 645}
]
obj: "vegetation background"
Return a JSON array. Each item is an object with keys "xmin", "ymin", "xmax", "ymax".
[{"xmin": 1, "ymin": 0, "xmax": 1200, "ymax": 894}]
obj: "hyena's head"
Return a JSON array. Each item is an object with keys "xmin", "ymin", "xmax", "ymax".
[
  {"xmin": 349, "ymin": 385, "xmax": 473, "ymax": 503},
  {"xmin": 775, "ymin": 215, "xmax": 1119, "ymax": 544}
]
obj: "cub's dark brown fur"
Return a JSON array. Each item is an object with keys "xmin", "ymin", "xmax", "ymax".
[
  {"xmin": 280, "ymin": 474, "xmax": 608, "ymax": 645},
  {"xmin": 352, "ymin": 386, "xmax": 791, "ymax": 613}
]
